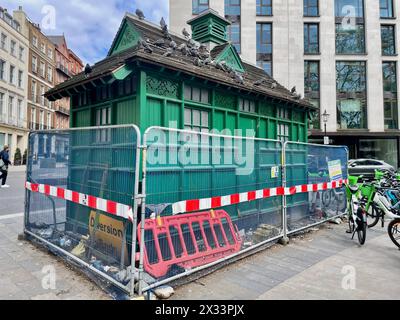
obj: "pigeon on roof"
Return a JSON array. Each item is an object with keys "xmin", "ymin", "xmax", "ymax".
[
  {"xmin": 253, "ymin": 78, "xmax": 266, "ymax": 86},
  {"xmin": 163, "ymin": 48, "xmax": 174, "ymax": 57},
  {"xmin": 135, "ymin": 9, "xmax": 145, "ymax": 20},
  {"xmin": 182, "ymin": 28, "xmax": 190, "ymax": 39},
  {"xmin": 154, "ymin": 39, "xmax": 165, "ymax": 47},
  {"xmin": 84, "ymin": 63, "xmax": 92, "ymax": 76},
  {"xmin": 169, "ymin": 40, "xmax": 177, "ymax": 50},
  {"xmin": 139, "ymin": 38, "xmax": 153, "ymax": 53}
]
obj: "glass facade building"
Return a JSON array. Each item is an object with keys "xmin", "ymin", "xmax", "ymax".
[{"xmin": 170, "ymin": 0, "xmax": 400, "ymax": 168}]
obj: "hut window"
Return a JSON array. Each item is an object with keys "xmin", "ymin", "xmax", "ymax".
[
  {"xmin": 95, "ymin": 106, "xmax": 112, "ymax": 142},
  {"xmin": 184, "ymin": 108, "xmax": 209, "ymax": 133},
  {"xmin": 184, "ymin": 84, "xmax": 210, "ymax": 104},
  {"xmin": 239, "ymin": 98, "xmax": 256, "ymax": 113},
  {"xmin": 277, "ymin": 107, "xmax": 290, "ymax": 120},
  {"xmin": 277, "ymin": 123, "xmax": 290, "ymax": 142}
]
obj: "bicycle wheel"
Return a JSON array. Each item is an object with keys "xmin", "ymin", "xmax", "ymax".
[
  {"xmin": 367, "ymin": 204, "xmax": 381, "ymax": 229},
  {"xmin": 348, "ymin": 215, "xmax": 355, "ymax": 234},
  {"xmin": 322, "ymin": 190, "xmax": 332, "ymax": 207},
  {"xmin": 356, "ymin": 208, "xmax": 367, "ymax": 245},
  {"xmin": 388, "ymin": 218, "xmax": 400, "ymax": 249}
]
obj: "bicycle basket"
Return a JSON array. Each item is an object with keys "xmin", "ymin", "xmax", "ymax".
[
  {"xmin": 348, "ymin": 176, "xmax": 360, "ymax": 186},
  {"xmin": 375, "ymin": 170, "xmax": 385, "ymax": 180},
  {"xmin": 360, "ymin": 184, "xmax": 374, "ymax": 198}
]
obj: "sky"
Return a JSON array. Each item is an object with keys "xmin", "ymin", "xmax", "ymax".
[{"xmin": 2, "ymin": 0, "xmax": 169, "ymax": 64}]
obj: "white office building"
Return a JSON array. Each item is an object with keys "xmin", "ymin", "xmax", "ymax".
[
  {"xmin": 170, "ymin": 0, "xmax": 400, "ymax": 168},
  {"xmin": 0, "ymin": 6, "xmax": 29, "ymax": 163}
]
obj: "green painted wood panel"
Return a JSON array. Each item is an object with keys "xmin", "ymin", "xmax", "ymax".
[
  {"xmin": 116, "ymin": 97, "xmax": 138, "ymax": 125},
  {"xmin": 213, "ymin": 110, "xmax": 225, "ymax": 131},
  {"xmin": 142, "ymin": 98, "xmax": 163, "ymax": 128},
  {"xmin": 165, "ymin": 101, "xmax": 181, "ymax": 128},
  {"xmin": 259, "ymin": 119, "xmax": 267, "ymax": 139},
  {"xmin": 73, "ymin": 109, "xmax": 91, "ymax": 127}
]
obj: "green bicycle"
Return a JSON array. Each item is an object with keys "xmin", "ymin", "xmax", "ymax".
[{"xmin": 345, "ymin": 176, "xmax": 367, "ymax": 245}]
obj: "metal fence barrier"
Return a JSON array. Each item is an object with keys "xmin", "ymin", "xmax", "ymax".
[
  {"xmin": 24, "ymin": 125, "xmax": 141, "ymax": 296},
  {"xmin": 283, "ymin": 142, "xmax": 348, "ymax": 235},
  {"xmin": 24, "ymin": 125, "xmax": 348, "ymax": 298}
]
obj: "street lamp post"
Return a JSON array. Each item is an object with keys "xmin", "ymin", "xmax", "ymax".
[{"xmin": 322, "ymin": 110, "xmax": 330, "ymax": 145}]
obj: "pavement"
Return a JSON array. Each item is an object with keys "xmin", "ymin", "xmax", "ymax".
[
  {"xmin": 0, "ymin": 166, "xmax": 26, "ymax": 217},
  {"xmin": 0, "ymin": 166, "xmax": 110, "ymax": 300},
  {"xmin": 172, "ymin": 223, "xmax": 400, "ymax": 300},
  {"xmin": 1, "ymin": 167, "xmax": 400, "ymax": 300}
]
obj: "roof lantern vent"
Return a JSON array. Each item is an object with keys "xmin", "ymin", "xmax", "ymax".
[{"xmin": 187, "ymin": 9, "xmax": 231, "ymax": 51}]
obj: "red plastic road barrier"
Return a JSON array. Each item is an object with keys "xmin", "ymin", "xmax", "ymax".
[
  {"xmin": 171, "ymin": 179, "xmax": 348, "ymax": 214},
  {"xmin": 137, "ymin": 210, "xmax": 242, "ymax": 278}
]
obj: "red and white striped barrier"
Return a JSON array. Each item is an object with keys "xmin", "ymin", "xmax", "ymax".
[
  {"xmin": 26, "ymin": 178, "xmax": 348, "ymax": 218},
  {"xmin": 25, "ymin": 182, "xmax": 133, "ymax": 221},
  {"xmin": 171, "ymin": 179, "xmax": 348, "ymax": 215}
]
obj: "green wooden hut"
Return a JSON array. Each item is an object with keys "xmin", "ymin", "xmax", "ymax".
[{"xmin": 45, "ymin": 10, "xmax": 316, "ymax": 237}]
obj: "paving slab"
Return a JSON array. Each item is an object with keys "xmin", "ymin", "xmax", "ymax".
[{"xmin": 173, "ymin": 223, "xmax": 398, "ymax": 300}]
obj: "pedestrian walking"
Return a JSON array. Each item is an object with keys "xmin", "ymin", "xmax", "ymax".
[{"xmin": 0, "ymin": 145, "xmax": 11, "ymax": 188}]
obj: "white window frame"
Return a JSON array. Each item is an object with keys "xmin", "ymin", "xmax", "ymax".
[
  {"xmin": 1, "ymin": 33, "xmax": 7, "ymax": 51},
  {"xmin": 10, "ymin": 39, "xmax": 16, "ymax": 56}
]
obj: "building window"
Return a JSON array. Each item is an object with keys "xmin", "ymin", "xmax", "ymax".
[
  {"xmin": 40, "ymin": 86, "xmax": 45, "ymax": 106},
  {"xmin": 184, "ymin": 108, "xmax": 209, "ymax": 133},
  {"xmin": 9, "ymin": 65, "xmax": 15, "ymax": 85},
  {"xmin": 40, "ymin": 62, "xmax": 45, "ymax": 78},
  {"xmin": 32, "ymin": 56, "xmax": 37, "ymax": 73},
  {"xmin": 277, "ymin": 123, "xmax": 290, "ymax": 142},
  {"xmin": 380, "ymin": 0, "xmax": 394, "ymax": 18},
  {"xmin": 304, "ymin": 0, "xmax": 319, "ymax": 16},
  {"xmin": 381, "ymin": 25, "xmax": 396, "ymax": 56},
  {"xmin": 47, "ymin": 112, "xmax": 52, "ymax": 129},
  {"xmin": 304, "ymin": 23, "xmax": 319, "ymax": 54},
  {"xmin": 383, "ymin": 62, "xmax": 398, "ymax": 129},
  {"xmin": 277, "ymin": 108, "xmax": 290, "ymax": 142},
  {"xmin": 10, "ymin": 40, "xmax": 16, "ymax": 56},
  {"xmin": 31, "ymin": 107, "xmax": 36, "ymax": 129},
  {"xmin": 336, "ymin": 61, "xmax": 367, "ymax": 129},
  {"xmin": 184, "ymin": 84, "xmax": 210, "ymax": 104},
  {"xmin": 47, "ymin": 48, "xmax": 53, "ymax": 59},
  {"xmin": 40, "ymin": 43, "xmax": 45, "ymax": 54},
  {"xmin": 335, "ymin": 0, "xmax": 365, "ymax": 54},
  {"xmin": 47, "ymin": 66, "xmax": 52, "ymax": 82},
  {"xmin": 18, "ymin": 70, "xmax": 23, "ymax": 88},
  {"xmin": 0, "ymin": 60, "xmax": 5, "ymax": 80},
  {"xmin": 19, "ymin": 46, "xmax": 24, "ymax": 61},
  {"xmin": 39, "ymin": 110, "xmax": 44, "ymax": 130},
  {"xmin": 227, "ymin": 22, "xmax": 241, "ymax": 53},
  {"xmin": 239, "ymin": 98, "xmax": 256, "ymax": 113},
  {"xmin": 0, "ymin": 93, "xmax": 3, "ymax": 116},
  {"xmin": 304, "ymin": 61, "xmax": 320, "ymax": 129},
  {"xmin": 95, "ymin": 107, "xmax": 112, "ymax": 142},
  {"xmin": 257, "ymin": 0, "xmax": 272, "ymax": 16},
  {"xmin": 225, "ymin": 0, "xmax": 241, "ymax": 15},
  {"xmin": 1, "ymin": 33, "xmax": 7, "ymax": 50},
  {"xmin": 31, "ymin": 80, "xmax": 36, "ymax": 103},
  {"xmin": 17, "ymin": 99, "xmax": 23, "ymax": 125},
  {"xmin": 8, "ymin": 96, "xmax": 14, "ymax": 124},
  {"xmin": 225, "ymin": 0, "xmax": 241, "ymax": 53},
  {"xmin": 32, "ymin": 36, "xmax": 38, "ymax": 47},
  {"xmin": 192, "ymin": 0, "xmax": 209, "ymax": 14},
  {"xmin": 256, "ymin": 23, "xmax": 273, "ymax": 76}
]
